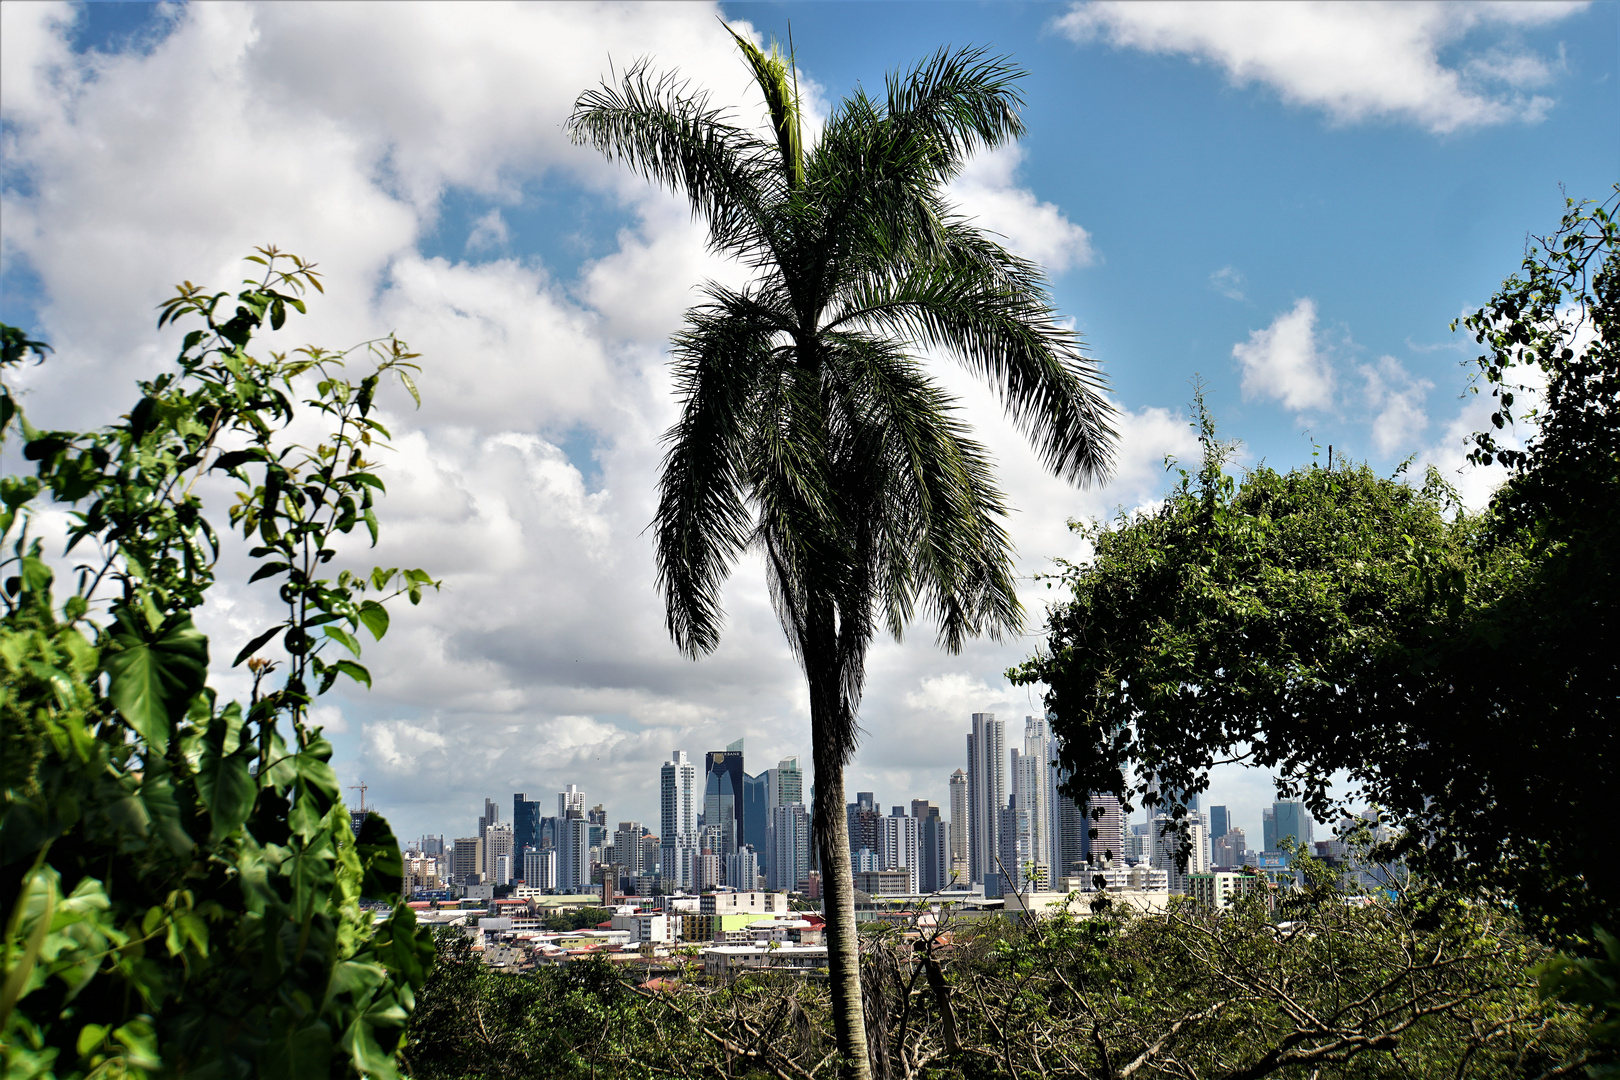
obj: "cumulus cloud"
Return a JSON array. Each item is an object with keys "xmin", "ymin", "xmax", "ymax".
[
  {"xmin": 1359, "ymin": 355, "xmax": 1433, "ymax": 455},
  {"xmin": 1233, "ymin": 298, "xmax": 1336, "ymax": 412},
  {"xmin": 949, "ymin": 145, "xmax": 1095, "ymax": 273},
  {"xmin": 0, "ymin": 1, "xmax": 1179, "ymax": 841},
  {"xmin": 1053, "ymin": 1, "xmax": 1584, "ymax": 133}
]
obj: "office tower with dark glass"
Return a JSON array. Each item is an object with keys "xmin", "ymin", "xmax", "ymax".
[
  {"xmin": 513, "ymin": 793, "xmax": 542, "ymax": 856},
  {"xmin": 704, "ymin": 741, "xmax": 746, "ymax": 855}
]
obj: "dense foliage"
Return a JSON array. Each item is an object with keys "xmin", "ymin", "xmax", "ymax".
[
  {"xmin": 403, "ymin": 863, "xmax": 1592, "ymax": 1079},
  {"xmin": 1012, "ymin": 190, "xmax": 1618, "ymax": 948},
  {"xmin": 1, "ymin": 251, "xmax": 437, "ymax": 1078}
]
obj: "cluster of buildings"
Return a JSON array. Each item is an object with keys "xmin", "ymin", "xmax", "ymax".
[{"xmin": 396, "ymin": 716, "xmax": 1396, "ymax": 924}]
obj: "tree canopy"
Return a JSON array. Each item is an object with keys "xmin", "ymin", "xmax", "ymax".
[{"xmin": 1013, "ymin": 189, "xmax": 1618, "ymax": 948}]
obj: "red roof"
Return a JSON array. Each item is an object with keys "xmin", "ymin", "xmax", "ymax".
[{"xmin": 596, "ymin": 920, "xmax": 614, "ymax": 928}]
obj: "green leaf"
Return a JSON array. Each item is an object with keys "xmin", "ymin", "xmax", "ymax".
[
  {"xmin": 233, "ymin": 623, "xmax": 287, "ymax": 667},
  {"xmin": 357, "ymin": 601, "xmax": 389, "ymax": 642},
  {"xmin": 104, "ymin": 610, "xmax": 209, "ymax": 752},
  {"xmin": 354, "ymin": 813, "xmax": 404, "ymax": 902},
  {"xmin": 330, "ymin": 659, "xmax": 371, "ymax": 689},
  {"xmin": 324, "ymin": 625, "xmax": 361, "ymax": 657}
]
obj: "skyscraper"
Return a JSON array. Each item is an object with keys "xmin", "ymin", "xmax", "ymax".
[
  {"xmin": 1020, "ymin": 716, "xmax": 1056, "ymax": 879},
  {"xmin": 742, "ymin": 771, "xmax": 769, "ymax": 855},
  {"xmin": 765, "ymin": 757, "xmax": 803, "ymax": 809},
  {"xmin": 513, "ymin": 793, "xmax": 542, "ymax": 856},
  {"xmin": 879, "ymin": 808, "xmax": 919, "ymax": 893},
  {"xmin": 948, "ymin": 769, "xmax": 969, "ymax": 879},
  {"xmin": 558, "ymin": 784, "xmax": 585, "ymax": 820},
  {"xmin": 1270, "ymin": 801, "xmax": 1313, "ymax": 852},
  {"xmin": 769, "ymin": 803, "xmax": 811, "ymax": 892},
  {"xmin": 967, "ymin": 713, "xmax": 1006, "ymax": 885},
  {"xmin": 1209, "ymin": 805, "xmax": 1230, "ymax": 842},
  {"xmin": 483, "ymin": 822, "xmax": 513, "ymax": 883},
  {"xmin": 558, "ymin": 815, "xmax": 592, "ymax": 893},
  {"xmin": 660, "ymin": 750, "xmax": 699, "ymax": 888},
  {"xmin": 613, "ymin": 821, "xmax": 644, "ymax": 879},
  {"xmin": 703, "ymin": 744, "xmax": 745, "ymax": 855},
  {"xmin": 918, "ymin": 806, "xmax": 951, "ymax": 893},
  {"xmin": 1262, "ymin": 807, "xmax": 1278, "ymax": 853},
  {"xmin": 1082, "ymin": 794, "xmax": 1124, "ymax": 866},
  {"xmin": 478, "ymin": 797, "xmax": 499, "ymax": 836}
]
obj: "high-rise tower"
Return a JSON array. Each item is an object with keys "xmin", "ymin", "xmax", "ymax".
[
  {"xmin": 704, "ymin": 743, "xmax": 745, "ymax": 855},
  {"xmin": 948, "ymin": 768, "xmax": 969, "ymax": 879},
  {"xmin": 967, "ymin": 713, "xmax": 1006, "ymax": 886},
  {"xmin": 660, "ymin": 750, "xmax": 699, "ymax": 887}
]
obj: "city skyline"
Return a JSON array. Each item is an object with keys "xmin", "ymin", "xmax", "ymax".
[{"xmin": 403, "ymin": 714, "xmax": 1315, "ymax": 892}]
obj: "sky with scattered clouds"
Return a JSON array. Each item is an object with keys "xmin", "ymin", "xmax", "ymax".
[{"xmin": 3, "ymin": 0, "xmax": 1615, "ymax": 848}]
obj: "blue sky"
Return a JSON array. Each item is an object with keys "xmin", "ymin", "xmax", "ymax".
[{"xmin": 3, "ymin": 1, "xmax": 1616, "ymax": 848}]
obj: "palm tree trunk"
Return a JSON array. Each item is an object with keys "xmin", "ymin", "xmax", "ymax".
[{"xmin": 810, "ymin": 664, "xmax": 873, "ymax": 1080}]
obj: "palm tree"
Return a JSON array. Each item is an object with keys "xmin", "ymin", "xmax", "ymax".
[{"xmin": 569, "ymin": 29, "xmax": 1114, "ymax": 1079}]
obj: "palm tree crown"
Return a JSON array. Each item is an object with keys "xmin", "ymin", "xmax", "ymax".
[{"xmin": 570, "ymin": 33, "xmax": 1113, "ymax": 738}]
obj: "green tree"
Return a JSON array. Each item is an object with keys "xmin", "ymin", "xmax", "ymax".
[
  {"xmin": 567, "ymin": 30, "xmax": 1114, "ymax": 1078},
  {"xmin": 1, "ymin": 250, "xmax": 438, "ymax": 1078},
  {"xmin": 1011, "ymin": 189, "xmax": 1618, "ymax": 951}
]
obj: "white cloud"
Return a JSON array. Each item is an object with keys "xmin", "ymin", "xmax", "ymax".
[
  {"xmin": 465, "ymin": 208, "xmax": 510, "ymax": 254},
  {"xmin": 1359, "ymin": 355, "xmax": 1433, "ymax": 455},
  {"xmin": 949, "ymin": 145, "xmax": 1095, "ymax": 273},
  {"xmin": 0, "ymin": 2, "xmax": 1191, "ymax": 842},
  {"xmin": 1233, "ymin": 298, "xmax": 1336, "ymax": 412},
  {"xmin": 1053, "ymin": 1, "xmax": 1584, "ymax": 133},
  {"xmin": 1210, "ymin": 265, "xmax": 1246, "ymax": 301}
]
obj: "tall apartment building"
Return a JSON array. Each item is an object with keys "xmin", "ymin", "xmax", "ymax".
[
  {"xmin": 917, "ymin": 804, "xmax": 950, "ymax": 893},
  {"xmin": 558, "ymin": 784, "xmax": 585, "ymax": 820},
  {"xmin": 451, "ymin": 836, "xmax": 481, "ymax": 884},
  {"xmin": 482, "ymin": 822, "xmax": 513, "ymax": 883},
  {"xmin": 1082, "ymin": 794, "xmax": 1124, "ymax": 866},
  {"xmin": 998, "ymin": 800, "xmax": 1038, "ymax": 890},
  {"xmin": 726, "ymin": 848, "xmax": 760, "ymax": 891},
  {"xmin": 1020, "ymin": 716, "xmax": 1056, "ymax": 879},
  {"xmin": 1056, "ymin": 789, "xmax": 1088, "ymax": 878},
  {"xmin": 769, "ymin": 804, "xmax": 811, "ymax": 892},
  {"xmin": 523, "ymin": 848, "xmax": 556, "ymax": 891},
  {"xmin": 848, "ymin": 792, "xmax": 882, "ymax": 864},
  {"xmin": 967, "ymin": 713, "xmax": 1006, "ymax": 885},
  {"xmin": 558, "ymin": 815, "xmax": 592, "ymax": 893},
  {"xmin": 1149, "ymin": 814, "xmax": 1210, "ymax": 894},
  {"xmin": 765, "ymin": 757, "xmax": 803, "ymax": 808},
  {"xmin": 1010, "ymin": 742, "xmax": 1051, "ymax": 884},
  {"xmin": 661, "ymin": 750, "xmax": 699, "ymax": 889},
  {"xmin": 613, "ymin": 822, "xmax": 644, "ymax": 878},
  {"xmin": 948, "ymin": 769, "xmax": 969, "ymax": 879},
  {"xmin": 1212, "ymin": 827, "xmax": 1247, "ymax": 868},
  {"xmin": 879, "ymin": 808, "xmax": 919, "ymax": 893}
]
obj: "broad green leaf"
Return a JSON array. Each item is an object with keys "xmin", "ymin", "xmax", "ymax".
[
  {"xmin": 354, "ymin": 813, "xmax": 404, "ymax": 902},
  {"xmin": 323, "ymin": 625, "xmax": 361, "ymax": 656},
  {"xmin": 357, "ymin": 601, "xmax": 389, "ymax": 641},
  {"xmin": 104, "ymin": 610, "xmax": 209, "ymax": 752}
]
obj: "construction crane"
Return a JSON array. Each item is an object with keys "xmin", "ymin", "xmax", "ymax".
[{"xmin": 349, "ymin": 781, "xmax": 368, "ymax": 813}]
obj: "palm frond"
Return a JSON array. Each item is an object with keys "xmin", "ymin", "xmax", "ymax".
[{"xmin": 567, "ymin": 60, "xmax": 782, "ymax": 264}]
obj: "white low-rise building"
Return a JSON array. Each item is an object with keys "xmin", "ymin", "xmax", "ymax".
[
  {"xmin": 703, "ymin": 943, "xmax": 829, "ymax": 978},
  {"xmin": 611, "ymin": 912, "xmax": 676, "ymax": 944},
  {"xmin": 1003, "ymin": 888, "xmax": 1171, "ymax": 917}
]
